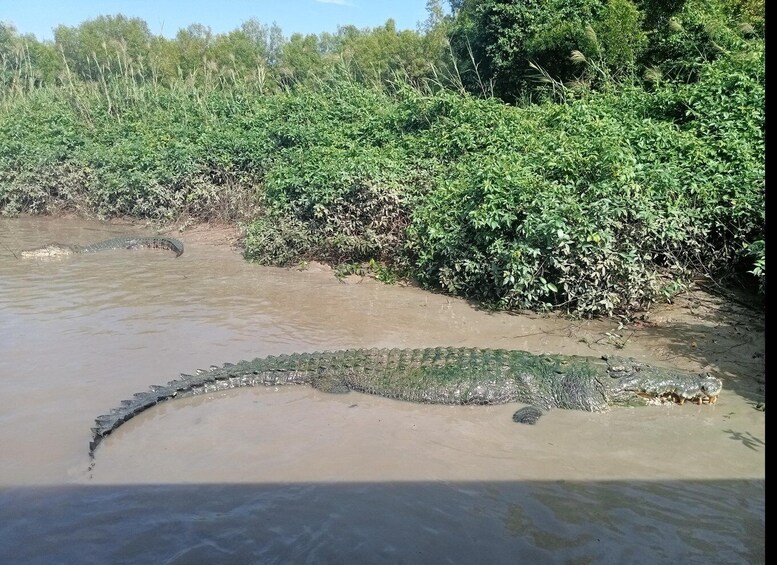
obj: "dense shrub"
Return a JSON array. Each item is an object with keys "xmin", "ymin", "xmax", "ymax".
[
  {"xmin": 0, "ymin": 85, "xmax": 265, "ymax": 220},
  {"xmin": 408, "ymin": 82, "xmax": 764, "ymax": 314},
  {"xmin": 0, "ymin": 36, "xmax": 764, "ymax": 316}
]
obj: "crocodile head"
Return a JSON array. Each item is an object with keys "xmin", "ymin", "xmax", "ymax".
[
  {"xmin": 19, "ymin": 243, "xmax": 78, "ymax": 258},
  {"xmin": 603, "ymin": 357, "xmax": 722, "ymax": 407}
]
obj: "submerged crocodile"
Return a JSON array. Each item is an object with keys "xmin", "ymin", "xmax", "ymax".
[
  {"xmin": 20, "ymin": 236, "xmax": 184, "ymax": 258},
  {"xmin": 89, "ymin": 347, "xmax": 721, "ymax": 456}
]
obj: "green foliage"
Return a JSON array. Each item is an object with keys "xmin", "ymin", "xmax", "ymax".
[
  {"xmin": 638, "ymin": 0, "xmax": 760, "ymax": 83},
  {"xmin": 745, "ymin": 240, "xmax": 765, "ymax": 293},
  {"xmin": 337, "ymin": 19, "xmax": 437, "ymax": 87},
  {"xmin": 450, "ymin": 0, "xmax": 603, "ymax": 101},
  {"xmin": 54, "ymin": 15, "xmax": 155, "ymax": 82},
  {"xmin": 678, "ymin": 41, "xmax": 765, "ymax": 287},
  {"xmin": 591, "ymin": 0, "xmax": 647, "ymax": 75},
  {"xmin": 449, "ymin": 0, "xmax": 763, "ymax": 101},
  {"xmin": 1, "ymin": 23, "xmax": 61, "ymax": 97},
  {"xmin": 331, "ymin": 259, "xmax": 401, "ymax": 284},
  {"xmin": 0, "ymin": 4, "xmax": 765, "ymax": 316},
  {"xmin": 251, "ymin": 81, "xmax": 420, "ymax": 266},
  {"xmin": 405, "ymin": 44, "xmax": 763, "ymax": 314},
  {"xmin": 368, "ymin": 258, "xmax": 401, "ymax": 284},
  {"xmin": 1, "ymin": 12, "xmax": 452, "ymax": 95},
  {"xmin": 0, "ymin": 84, "xmax": 264, "ymax": 220},
  {"xmin": 243, "ymin": 212, "xmax": 314, "ymax": 266}
]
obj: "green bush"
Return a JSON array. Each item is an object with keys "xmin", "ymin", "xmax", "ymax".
[
  {"xmin": 0, "ymin": 36, "xmax": 764, "ymax": 317},
  {"xmin": 405, "ymin": 60, "xmax": 763, "ymax": 315},
  {"xmin": 0, "ymin": 85, "xmax": 266, "ymax": 220},
  {"xmin": 244, "ymin": 82, "xmax": 431, "ymax": 267}
]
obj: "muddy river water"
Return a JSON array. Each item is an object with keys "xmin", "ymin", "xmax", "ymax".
[{"xmin": 0, "ymin": 217, "xmax": 765, "ymax": 563}]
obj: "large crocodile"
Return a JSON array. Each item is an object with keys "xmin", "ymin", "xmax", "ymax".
[
  {"xmin": 89, "ymin": 347, "xmax": 721, "ymax": 456},
  {"xmin": 20, "ymin": 236, "xmax": 184, "ymax": 258}
]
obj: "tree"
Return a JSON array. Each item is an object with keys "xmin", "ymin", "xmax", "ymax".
[
  {"xmin": 637, "ymin": 0, "xmax": 763, "ymax": 83},
  {"xmin": 54, "ymin": 15, "xmax": 154, "ymax": 81},
  {"xmin": 173, "ymin": 24, "xmax": 214, "ymax": 80},
  {"xmin": 592, "ymin": 0, "xmax": 646, "ymax": 76},
  {"xmin": 341, "ymin": 20, "xmax": 428, "ymax": 86},
  {"xmin": 449, "ymin": 0, "xmax": 602, "ymax": 102},
  {"xmin": 239, "ymin": 19, "xmax": 284, "ymax": 66},
  {"xmin": 1, "ymin": 22, "xmax": 61, "ymax": 91},
  {"xmin": 277, "ymin": 32, "xmax": 327, "ymax": 85}
]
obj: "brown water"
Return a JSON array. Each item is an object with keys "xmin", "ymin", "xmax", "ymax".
[{"xmin": 0, "ymin": 216, "xmax": 765, "ymax": 563}]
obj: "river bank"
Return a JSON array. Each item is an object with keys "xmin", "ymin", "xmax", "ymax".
[{"xmin": 0, "ymin": 215, "xmax": 765, "ymax": 563}]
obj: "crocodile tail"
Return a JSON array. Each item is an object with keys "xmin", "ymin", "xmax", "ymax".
[
  {"xmin": 132, "ymin": 236, "xmax": 184, "ymax": 257},
  {"xmin": 89, "ymin": 355, "xmax": 320, "ymax": 457}
]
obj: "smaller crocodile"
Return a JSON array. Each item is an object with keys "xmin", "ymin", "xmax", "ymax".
[{"xmin": 20, "ymin": 236, "xmax": 184, "ymax": 258}]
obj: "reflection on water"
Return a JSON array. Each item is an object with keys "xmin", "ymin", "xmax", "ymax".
[{"xmin": 0, "ymin": 217, "xmax": 765, "ymax": 563}]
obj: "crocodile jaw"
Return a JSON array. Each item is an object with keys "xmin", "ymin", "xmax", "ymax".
[
  {"xmin": 641, "ymin": 373, "xmax": 723, "ymax": 405},
  {"xmin": 605, "ymin": 358, "xmax": 722, "ymax": 407},
  {"xmin": 20, "ymin": 243, "xmax": 78, "ymax": 258}
]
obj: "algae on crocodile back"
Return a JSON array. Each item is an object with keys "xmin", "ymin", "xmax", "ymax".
[{"xmin": 89, "ymin": 347, "xmax": 722, "ymax": 456}]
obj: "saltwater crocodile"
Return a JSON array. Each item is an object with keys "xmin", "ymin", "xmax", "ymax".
[
  {"xmin": 20, "ymin": 236, "xmax": 184, "ymax": 258},
  {"xmin": 89, "ymin": 348, "xmax": 721, "ymax": 456}
]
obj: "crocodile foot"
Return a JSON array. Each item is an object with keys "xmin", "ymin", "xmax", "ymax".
[{"xmin": 512, "ymin": 406, "xmax": 544, "ymax": 424}]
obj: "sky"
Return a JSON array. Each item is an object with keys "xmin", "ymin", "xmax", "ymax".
[{"xmin": 1, "ymin": 0, "xmax": 436, "ymax": 41}]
